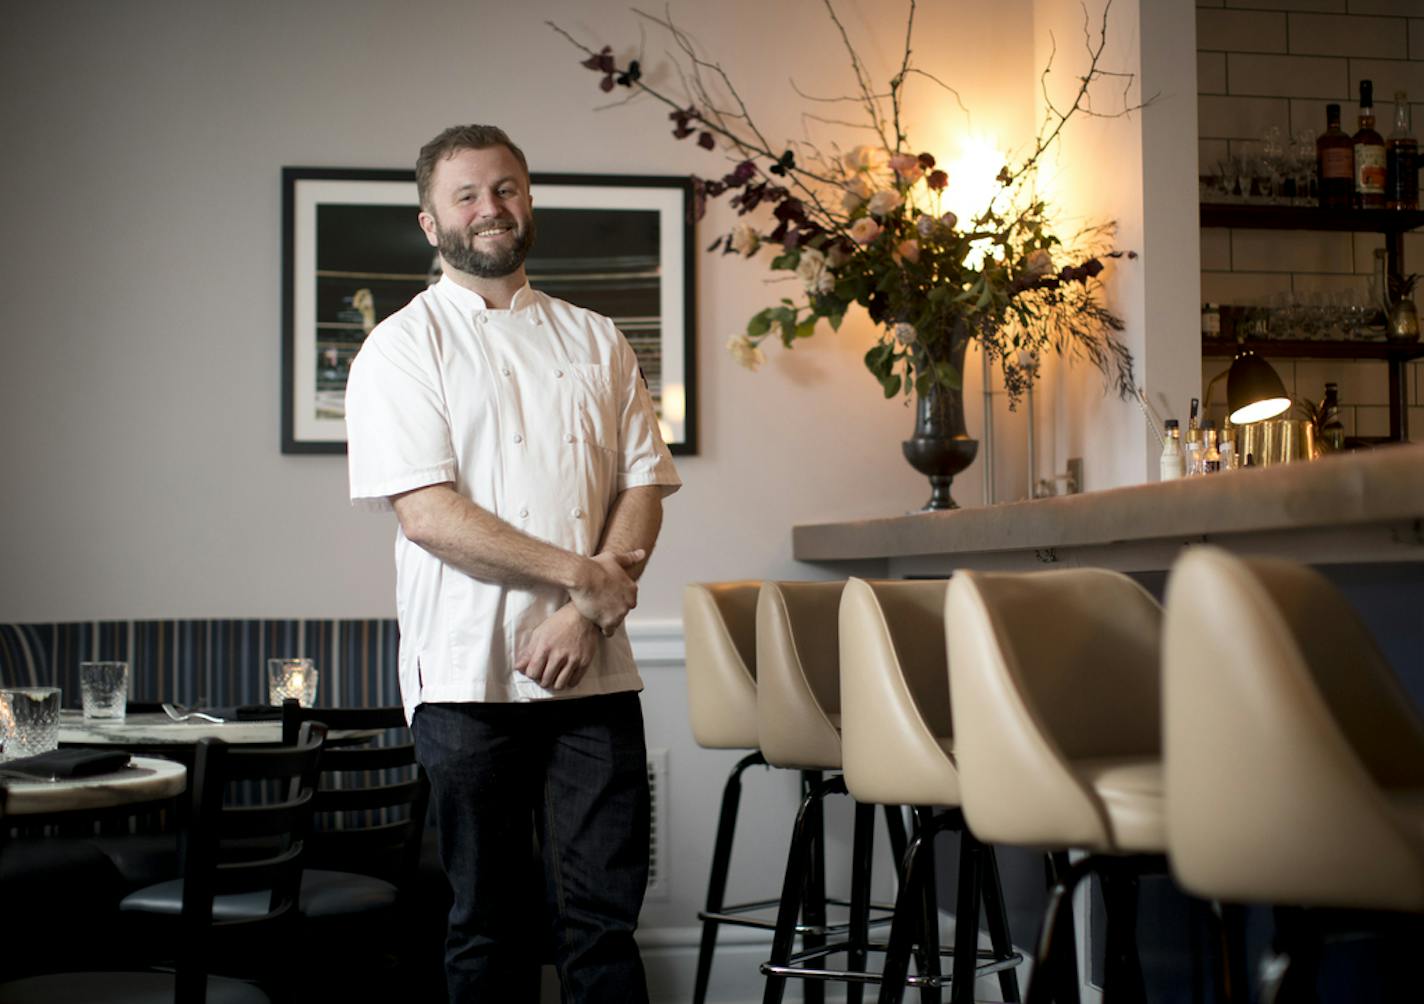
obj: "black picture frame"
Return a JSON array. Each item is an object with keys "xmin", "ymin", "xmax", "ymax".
[{"xmin": 281, "ymin": 167, "xmax": 697, "ymax": 454}]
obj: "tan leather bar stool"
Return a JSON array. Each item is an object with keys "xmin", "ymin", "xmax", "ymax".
[
  {"xmin": 684, "ymin": 581, "xmax": 779, "ymax": 1004},
  {"xmin": 1164, "ymin": 548, "xmax": 1424, "ymax": 1000},
  {"xmin": 838, "ymin": 577, "xmax": 1023, "ymax": 1004},
  {"xmin": 945, "ymin": 568, "xmax": 1165, "ymax": 1004},
  {"xmin": 757, "ymin": 580, "xmax": 908, "ymax": 1004}
]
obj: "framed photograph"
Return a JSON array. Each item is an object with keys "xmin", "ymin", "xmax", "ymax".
[{"xmin": 281, "ymin": 167, "xmax": 697, "ymax": 454}]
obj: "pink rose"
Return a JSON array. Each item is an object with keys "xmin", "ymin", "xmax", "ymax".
[
  {"xmin": 897, "ymin": 239, "xmax": 921, "ymax": 263},
  {"xmin": 889, "ymin": 153, "xmax": 923, "ymax": 184}
]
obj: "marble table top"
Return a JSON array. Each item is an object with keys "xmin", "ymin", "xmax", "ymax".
[
  {"xmin": 1, "ymin": 755, "xmax": 186, "ymax": 816},
  {"xmin": 59, "ymin": 710, "xmax": 284, "ymax": 746}
]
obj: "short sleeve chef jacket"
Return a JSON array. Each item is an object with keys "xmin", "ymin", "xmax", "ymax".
[{"xmin": 345, "ymin": 277, "xmax": 681, "ymax": 722}]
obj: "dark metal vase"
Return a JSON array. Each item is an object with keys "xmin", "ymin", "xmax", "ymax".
[{"xmin": 901, "ymin": 341, "xmax": 978, "ymax": 511}]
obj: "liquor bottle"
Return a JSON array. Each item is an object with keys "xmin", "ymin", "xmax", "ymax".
[
  {"xmin": 1219, "ymin": 418, "xmax": 1237, "ymax": 470},
  {"xmin": 1386, "ymin": 90, "xmax": 1419, "ymax": 211},
  {"xmin": 1201, "ymin": 303, "xmax": 1221, "ymax": 340},
  {"xmin": 1159, "ymin": 419, "xmax": 1185, "ymax": 481},
  {"xmin": 1319, "ymin": 382, "xmax": 1345, "ymax": 452},
  {"xmin": 1201, "ymin": 421, "xmax": 1222, "ymax": 474},
  {"xmin": 1353, "ymin": 80, "xmax": 1387, "ymax": 209},
  {"xmin": 1317, "ymin": 103, "xmax": 1355, "ymax": 209},
  {"xmin": 1186, "ymin": 398, "xmax": 1203, "ymax": 476}
]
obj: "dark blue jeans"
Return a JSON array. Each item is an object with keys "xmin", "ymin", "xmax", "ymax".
[{"xmin": 413, "ymin": 692, "xmax": 651, "ymax": 1004}]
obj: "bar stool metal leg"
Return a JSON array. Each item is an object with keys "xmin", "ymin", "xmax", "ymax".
[
  {"xmin": 947, "ymin": 825, "xmax": 980, "ymax": 1004},
  {"xmin": 848, "ymin": 802, "xmax": 876, "ymax": 1004},
  {"xmin": 980, "ymin": 846, "xmax": 1022, "ymax": 1003},
  {"xmin": 801, "ymin": 770, "xmax": 828, "ymax": 1004},
  {"xmin": 695, "ymin": 750, "xmax": 771, "ymax": 1004}
]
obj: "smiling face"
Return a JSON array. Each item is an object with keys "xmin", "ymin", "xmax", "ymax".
[{"xmin": 418, "ymin": 144, "xmax": 536, "ymax": 281}]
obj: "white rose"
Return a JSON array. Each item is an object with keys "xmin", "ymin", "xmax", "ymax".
[
  {"xmin": 849, "ymin": 217, "xmax": 883, "ymax": 245},
  {"xmin": 842, "ymin": 145, "xmax": 889, "ymax": 173},
  {"xmin": 840, "ymin": 176, "xmax": 874, "ymax": 211},
  {"xmin": 730, "ymin": 224, "xmax": 760, "ymax": 256},
  {"xmin": 726, "ymin": 334, "xmax": 766, "ymax": 371},
  {"xmin": 893, "ymin": 322, "xmax": 918, "ymax": 346},
  {"xmin": 867, "ymin": 188, "xmax": 904, "ymax": 217},
  {"xmin": 796, "ymin": 247, "xmax": 835, "ymax": 295}
]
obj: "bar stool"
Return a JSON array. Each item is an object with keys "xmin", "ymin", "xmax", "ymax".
[
  {"xmin": 838, "ymin": 577, "xmax": 1023, "ymax": 1004},
  {"xmin": 1163, "ymin": 548, "xmax": 1424, "ymax": 999},
  {"xmin": 683, "ymin": 581, "xmax": 782, "ymax": 1004},
  {"xmin": 757, "ymin": 580, "xmax": 907, "ymax": 1004},
  {"xmin": 944, "ymin": 568, "xmax": 1165, "ymax": 1004}
]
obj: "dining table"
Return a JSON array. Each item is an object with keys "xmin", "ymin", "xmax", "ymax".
[
  {"xmin": 0, "ymin": 755, "xmax": 186, "ymax": 819},
  {"xmin": 56, "ymin": 708, "xmax": 382, "ymax": 765}
]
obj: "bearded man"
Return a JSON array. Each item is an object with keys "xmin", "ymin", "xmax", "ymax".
[{"xmin": 345, "ymin": 123, "xmax": 680, "ymax": 1003}]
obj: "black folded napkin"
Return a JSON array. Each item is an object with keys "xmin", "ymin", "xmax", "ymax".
[
  {"xmin": 0, "ymin": 748, "xmax": 132, "ymax": 780},
  {"xmin": 204, "ymin": 705, "xmax": 282, "ymax": 722}
]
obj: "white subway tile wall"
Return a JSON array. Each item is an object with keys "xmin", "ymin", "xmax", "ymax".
[{"xmin": 1198, "ymin": 2, "xmax": 1424, "ymax": 442}]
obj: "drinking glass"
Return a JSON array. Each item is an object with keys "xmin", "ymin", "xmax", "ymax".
[
  {"xmin": 267, "ymin": 659, "xmax": 318, "ymax": 708},
  {"xmin": 0, "ymin": 687, "xmax": 62, "ymax": 760},
  {"xmin": 79, "ymin": 661, "xmax": 129, "ymax": 720}
]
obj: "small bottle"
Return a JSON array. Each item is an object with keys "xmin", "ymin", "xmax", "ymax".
[
  {"xmin": 1201, "ymin": 303, "xmax": 1221, "ymax": 340},
  {"xmin": 1160, "ymin": 419, "xmax": 1185, "ymax": 481},
  {"xmin": 1319, "ymin": 382, "xmax": 1345, "ymax": 451},
  {"xmin": 1317, "ymin": 103, "xmax": 1355, "ymax": 209},
  {"xmin": 1353, "ymin": 80, "xmax": 1387, "ymax": 209},
  {"xmin": 1386, "ymin": 90, "xmax": 1419, "ymax": 211},
  {"xmin": 1185, "ymin": 398, "xmax": 1203, "ymax": 475},
  {"xmin": 1219, "ymin": 418, "xmax": 1236, "ymax": 470},
  {"xmin": 1202, "ymin": 421, "xmax": 1222, "ymax": 474}
]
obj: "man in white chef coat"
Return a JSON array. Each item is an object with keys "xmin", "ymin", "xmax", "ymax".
[{"xmin": 345, "ymin": 123, "xmax": 680, "ymax": 1003}]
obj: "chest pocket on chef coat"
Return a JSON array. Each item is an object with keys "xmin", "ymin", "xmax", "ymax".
[{"xmin": 555, "ymin": 363, "xmax": 617, "ymax": 452}]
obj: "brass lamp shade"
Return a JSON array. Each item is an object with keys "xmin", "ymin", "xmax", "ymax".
[{"xmin": 1227, "ymin": 350, "xmax": 1291, "ymax": 425}]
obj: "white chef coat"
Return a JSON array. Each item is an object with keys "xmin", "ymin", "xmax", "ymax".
[{"xmin": 345, "ymin": 276, "xmax": 681, "ymax": 721}]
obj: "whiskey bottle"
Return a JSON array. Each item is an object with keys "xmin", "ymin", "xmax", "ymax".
[
  {"xmin": 1317, "ymin": 103, "xmax": 1354, "ymax": 209},
  {"xmin": 1319, "ymin": 382, "xmax": 1345, "ymax": 452},
  {"xmin": 1201, "ymin": 421, "xmax": 1222, "ymax": 474},
  {"xmin": 1386, "ymin": 90, "xmax": 1419, "ymax": 211},
  {"xmin": 1353, "ymin": 80, "xmax": 1387, "ymax": 209}
]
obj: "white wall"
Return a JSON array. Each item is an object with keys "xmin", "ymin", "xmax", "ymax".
[{"xmin": 0, "ymin": 0, "xmax": 1049, "ymax": 624}]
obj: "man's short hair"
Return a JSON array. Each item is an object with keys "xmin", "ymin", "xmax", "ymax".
[{"xmin": 416, "ymin": 124, "xmax": 530, "ymax": 211}]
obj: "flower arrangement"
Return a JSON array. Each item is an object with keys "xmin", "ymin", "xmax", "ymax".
[{"xmin": 551, "ymin": 1, "xmax": 1142, "ymax": 406}]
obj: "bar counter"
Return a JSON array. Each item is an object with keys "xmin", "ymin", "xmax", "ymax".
[{"xmin": 794, "ymin": 442, "xmax": 1424, "ymax": 577}]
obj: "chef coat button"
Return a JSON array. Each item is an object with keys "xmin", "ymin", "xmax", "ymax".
[
  {"xmin": 512, "ymin": 433, "xmax": 523, "ymax": 444},
  {"xmin": 564, "ymin": 433, "xmax": 575, "ymax": 443},
  {"xmin": 501, "ymin": 367, "xmax": 511, "ymax": 377},
  {"xmin": 519, "ymin": 507, "xmax": 529, "ymax": 519},
  {"xmin": 554, "ymin": 369, "xmax": 564, "ymax": 378},
  {"xmin": 571, "ymin": 507, "xmax": 584, "ymax": 519}
]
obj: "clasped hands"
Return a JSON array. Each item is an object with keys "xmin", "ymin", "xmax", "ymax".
[{"xmin": 513, "ymin": 548, "xmax": 643, "ymax": 691}]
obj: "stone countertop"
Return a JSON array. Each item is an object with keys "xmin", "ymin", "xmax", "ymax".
[
  {"xmin": 1, "ymin": 755, "xmax": 186, "ymax": 816},
  {"xmin": 793, "ymin": 443, "xmax": 1424, "ymax": 572},
  {"xmin": 59, "ymin": 710, "xmax": 283, "ymax": 746}
]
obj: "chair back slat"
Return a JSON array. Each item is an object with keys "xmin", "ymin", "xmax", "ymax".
[
  {"xmin": 279, "ymin": 701, "xmax": 429, "ymax": 889},
  {"xmin": 174, "ymin": 721, "xmax": 327, "ymax": 999}
]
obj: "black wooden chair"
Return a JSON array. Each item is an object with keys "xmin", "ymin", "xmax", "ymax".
[
  {"xmin": 278, "ymin": 700, "xmax": 431, "ymax": 993},
  {"xmin": 0, "ymin": 723, "xmax": 327, "ymax": 1004}
]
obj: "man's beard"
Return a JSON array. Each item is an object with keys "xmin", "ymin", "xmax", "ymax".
[{"xmin": 436, "ymin": 215, "xmax": 536, "ymax": 278}]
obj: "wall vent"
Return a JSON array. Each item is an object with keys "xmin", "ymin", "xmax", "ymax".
[{"xmin": 645, "ymin": 748, "xmax": 670, "ymax": 901}]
